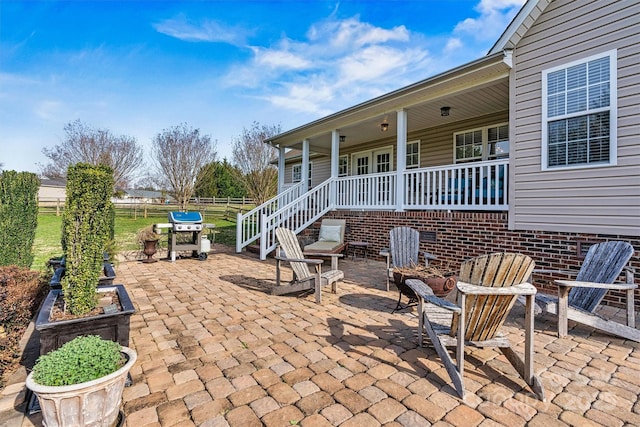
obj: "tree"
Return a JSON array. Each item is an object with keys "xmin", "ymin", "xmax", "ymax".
[
  {"xmin": 151, "ymin": 123, "xmax": 217, "ymax": 210},
  {"xmin": 195, "ymin": 160, "xmax": 246, "ymax": 199},
  {"xmin": 40, "ymin": 120, "xmax": 144, "ymax": 188},
  {"xmin": 231, "ymin": 122, "xmax": 280, "ymax": 205}
]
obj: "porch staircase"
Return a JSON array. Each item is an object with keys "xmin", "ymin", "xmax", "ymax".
[{"xmin": 236, "ymin": 178, "xmax": 336, "ymax": 260}]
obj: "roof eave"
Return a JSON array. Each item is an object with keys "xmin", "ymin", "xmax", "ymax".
[
  {"xmin": 268, "ymin": 51, "xmax": 508, "ymax": 146},
  {"xmin": 488, "ymin": 0, "xmax": 552, "ymax": 55}
]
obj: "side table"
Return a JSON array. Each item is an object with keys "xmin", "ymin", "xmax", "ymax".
[{"xmin": 348, "ymin": 241, "xmax": 370, "ymax": 260}]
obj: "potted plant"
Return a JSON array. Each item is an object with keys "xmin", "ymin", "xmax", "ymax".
[
  {"xmin": 35, "ymin": 164, "xmax": 135, "ymax": 357},
  {"xmin": 137, "ymin": 225, "xmax": 161, "ymax": 263},
  {"xmin": 26, "ymin": 335, "xmax": 137, "ymax": 427}
]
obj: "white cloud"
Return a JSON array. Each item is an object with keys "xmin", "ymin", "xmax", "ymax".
[
  {"xmin": 153, "ymin": 14, "xmax": 249, "ymax": 45},
  {"xmin": 222, "ymin": 14, "xmax": 433, "ymax": 116},
  {"xmin": 252, "ymin": 47, "xmax": 311, "ymax": 70},
  {"xmin": 444, "ymin": 38, "xmax": 463, "ymax": 54},
  {"xmin": 454, "ymin": 0, "xmax": 526, "ymax": 41},
  {"xmin": 35, "ymin": 100, "xmax": 63, "ymax": 120},
  {"xmin": 223, "ymin": 0, "xmax": 526, "ymax": 118}
]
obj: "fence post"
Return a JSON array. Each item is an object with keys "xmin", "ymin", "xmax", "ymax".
[
  {"xmin": 144, "ymin": 203, "xmax": 147, "ymax": 219},
  {"xmin": 236, "ymin": 211, "xmax": 243, "ymax": 253},
  {"xmin": 56, "ymin": 199, "xmax": 61, "ymax": 216}
]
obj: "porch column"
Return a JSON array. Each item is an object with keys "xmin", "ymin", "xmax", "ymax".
[
  {"xmin": 330, "ymin": 130, "xmax": 340, "ymax": 208},
  {"xmin": 277, "ymin": 144, "xmax": 285, "ymax": 194},
  {"xmin": 395, "ymin": 109, "xmax": 407, "ymax": 211},
  {"xmin": 302, "ymin": 139, "xmax": 310, "ymax": 193}
]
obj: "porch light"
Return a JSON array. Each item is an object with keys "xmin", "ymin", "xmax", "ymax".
[
  {"xmin": 440, "ymin": 106, "xmax": 451, "ymax": 117},
  {"xmin": 339, "ymin": 135, "xmax": 346, "ymax": 143},
  {"xmin": 380, "ymin": 121, "xmax": 389, "ymax": 132}
]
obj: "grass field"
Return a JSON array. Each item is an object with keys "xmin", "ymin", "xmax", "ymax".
[{"xmin": 32, "ymin": 213, "xmax": 237, "ymax": 270}]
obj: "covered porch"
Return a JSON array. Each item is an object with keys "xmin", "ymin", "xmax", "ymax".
[{"xmin": 238, "ymin": 51, "xmax": 513, "ymax": 257}]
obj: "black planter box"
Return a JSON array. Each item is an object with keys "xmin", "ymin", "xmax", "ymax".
[
  {"xmin": 49, "ymin": 262, "xmax": 116, "ymax": 289},
  {"xmin": 35, "ymin": 284, "xmax": 135, "ymax": 356}
]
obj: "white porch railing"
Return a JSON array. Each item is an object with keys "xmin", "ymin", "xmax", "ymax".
[
  {"xmin": 236, "ymin": 160, "xmax": 508, "ymax": 258},
  {"xmin": 403, "ymin": 159, "xmax": 508, "ymax": 210},
  {"xmin": 259, "ymin": 178, "xmax": 334, "ymax": 259},
  {"xmin": 335, "ymin": 172, "xmax": 397, "ymax": 209},
  {"xmin": 236, "ymin": 182, "xmax": 305, "ymax": 253}
]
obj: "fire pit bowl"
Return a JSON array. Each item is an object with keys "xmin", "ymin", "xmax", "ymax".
[{"xmin": 392, "ymin": 271, "xmax": 457, "ymax": 298}]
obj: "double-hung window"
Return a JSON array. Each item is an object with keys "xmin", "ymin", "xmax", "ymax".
[
  {"xmin": 338, "ymin": 155, "xmax": 348, "ymax": 176},
  {"xmin": 292, "ymin": 162, "xmax": 312, "ymax": 186},
  {"xmin": 454, "ymin": 124, "xmax": 508, "ymax": 163},
  {"xmin": 542, "ymin": 50, "xmax": 617, "ymax": 169},
  {"xmin": 406, "ymin": 140, "xmax": 420, "ymax": 169}
]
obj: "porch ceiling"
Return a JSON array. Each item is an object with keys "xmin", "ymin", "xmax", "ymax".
[{"xmin": 268, "ymin": 52, "xmax": 511, "ymax": 155}]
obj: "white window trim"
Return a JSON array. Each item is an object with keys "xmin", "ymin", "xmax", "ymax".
[
  {"xmin": 453, "ymin": 123, "xmax": 508, "ymax": 163},
  {"xmin": 541, "ymin": 49, "xmax": 617, "ymax": 171},
  {"xmin": 338, "ymin": 155, "xmax": 348, "ymax": 177},
  {"xmin": 292, "ymin": 161, "xmax": 313, "ymax": 185},
  {"xmin": 406, "ymin": 140, "xmax": 420, "ymax": 169},
  {"xmin": 350, "ymin": 145, "xmax": 394, "ymax": 174}
]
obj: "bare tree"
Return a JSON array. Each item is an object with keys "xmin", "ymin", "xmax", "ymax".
[
  {"xmin": 151, "ymin": 123, "xmax": 217, "ymax": 210},
  {"xmin": 40, "ymin": 119, "xmax": 144, "ymax": 188},
  {"xmin": 232, "ymin": 122, "xmax": 280, "ymax": 205}
]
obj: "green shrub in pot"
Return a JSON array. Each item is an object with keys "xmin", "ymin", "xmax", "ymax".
[
  {"xmin": 26, "ymin": 335, "xmax": 137, "ymax": 427},
  {"xmin": 31, "ymin": 335, "xmax": 124, "ymax": 386}
]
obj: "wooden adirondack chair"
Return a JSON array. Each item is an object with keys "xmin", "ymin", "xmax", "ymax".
[
  {"xmin": 407, "ymin": 253, "xmax": 545, "ymax": 401},
  {"xmin": 274, "ymin": 227, "xmax": 344, "ymax": 304},
  {"xmin": 535, "ymin": 241, "xmax": 639, "ymax": 341},
  {"xmin": 383, "ymin": 227, "xmax": 436, "ymax": 312},
  {"xmin": 383, "ymin": 227, "xmax": 436, "ymax": 291}
]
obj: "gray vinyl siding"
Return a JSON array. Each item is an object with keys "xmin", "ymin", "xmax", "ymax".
[
  {"xmin": 283, "ymin": 156, "xmax": 331, "ymax": 187},
  {"xmin": 410, "ymin": 112, "xmax": 509, "ymax": 167},
  {"xmin": 283, "ymin": 111, "xmax": 509, "ymax": 185},
  {"xmin": 510, "ymin": 0, "xmax": 640, "ymax": 236}
]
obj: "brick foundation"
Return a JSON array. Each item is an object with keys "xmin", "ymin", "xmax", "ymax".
[{"xmin": 300, "ymin": 210, "xmax": 640, "ymax": 309}]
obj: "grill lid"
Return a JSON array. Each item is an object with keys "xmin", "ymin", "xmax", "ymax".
[{"xmin": 168, "ymin": 211, "xmax": 203, "ymax": 223}]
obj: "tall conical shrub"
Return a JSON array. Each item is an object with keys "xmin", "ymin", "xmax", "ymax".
[
  {"xmin": 0, "ymin": 171, "xmax": 39, "ymax": 268},
  {"xmin": 61, "ymin": 163, "xmax": 114, "ymax": 315}
]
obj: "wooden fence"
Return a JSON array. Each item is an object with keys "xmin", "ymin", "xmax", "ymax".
[{"xmin": 38, "ymin": 197, "xmax": 256, "ymax": 221}]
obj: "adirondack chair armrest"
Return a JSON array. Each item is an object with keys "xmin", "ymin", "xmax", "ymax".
[
  {"xmin": 420, "ymin": 251, "xmax": 437, "ymax": 266},
  {"xmin": 424, "ymin": 294, "xmax": 462, "ymax": 313},
  {"xmin": 555, "ymin": 279, "xmax": 638, "ymax": 291},
  {"xmin": 456, "ymin": 281, "xmax": 537, "ymax": 295},
  {"xmin": 274, "ymin": 255, "xmax": 323, "ymax": 265},
  {"xmin": 405, "ymin": 279, "xmax": 461, "ymax": 313}
]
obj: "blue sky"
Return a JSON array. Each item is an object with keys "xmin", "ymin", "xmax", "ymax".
[{"xmin": 0, "ymin": 0, "xmax": 525, "ymax": 178}]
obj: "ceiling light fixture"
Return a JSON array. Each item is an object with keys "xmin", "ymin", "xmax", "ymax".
[
  {"xmin": 380, "ymin": 119, "xmax": 389, "ymax": 132},
  {"xmin": 440, "ymin": 106, "xmax": 451, "ymax": 117},
  {"xmin": 339, "ymin": 135, "xmax": 346, "ymax": 143}
]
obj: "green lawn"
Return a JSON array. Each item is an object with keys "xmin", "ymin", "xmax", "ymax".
[{"xmin": 32, "ymin": 213, "xmax": 237, "ymax": 270}]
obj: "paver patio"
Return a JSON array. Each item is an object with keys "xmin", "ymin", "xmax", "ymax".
[{"xmin": 2, "ymin": 244, "xmax": 640, "ymax": 426}]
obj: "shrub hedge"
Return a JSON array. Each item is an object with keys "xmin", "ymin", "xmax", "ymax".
[
  {"xmin": 61, "ymin": 163, "xmax": 114, "ymax": 315},
  {"xmin": 0, "ymin": 171, "xmax": 39, "ymax": 268}
]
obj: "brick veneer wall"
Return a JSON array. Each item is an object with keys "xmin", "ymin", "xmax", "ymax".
[{"xmin": 300, "ymin": 210, "xmax": 640, "ymax": 309}]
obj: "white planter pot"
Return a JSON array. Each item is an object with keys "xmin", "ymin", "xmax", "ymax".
[{"xmin": 26, "ymin": 346, "xmax": 137, "ymax": 427}]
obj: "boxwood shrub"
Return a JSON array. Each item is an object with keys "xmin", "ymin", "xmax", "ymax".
[
  {"xmin": 0, "ymin": 171, "xmax": 39, "ymax": 268},
  {"xmin": 61, "ymin": 163, "xmax": 114, "ymax": 315}
]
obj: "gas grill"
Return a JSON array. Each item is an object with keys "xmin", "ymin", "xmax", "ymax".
[{"xmin": 154, "ymin": 212, "xmax": 215, "ymax": 261}]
